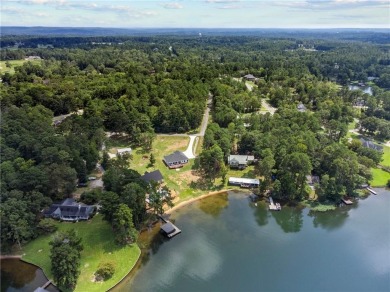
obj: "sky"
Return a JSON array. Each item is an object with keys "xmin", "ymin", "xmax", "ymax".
[{"xmin": 1, "ymin": 0, "xmax": 389, "ymax": 28}]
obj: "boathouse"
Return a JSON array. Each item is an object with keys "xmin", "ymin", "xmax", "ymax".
[
  {"xmin": 228, "ymin": 177, "xmax": 260, "ymax": 188},
  {"xmin": 160, "ymin": 222, "xmax": 182, "ymax": 238}
]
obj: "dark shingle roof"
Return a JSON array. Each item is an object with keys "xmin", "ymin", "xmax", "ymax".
[
  {"xmin": 161, "ymin": 222, "xmax": 175, "ymax": 234},
  {"xmin": 360, "ymin": 138, "xmax": 383, "ymax": 152},
  {"xmin": 163, "ymin": 151, "xmax": 188, "ymax": 164},
  {"xmin": 140, "ymin": 170, "xmax": 164, "ymax": 183}
]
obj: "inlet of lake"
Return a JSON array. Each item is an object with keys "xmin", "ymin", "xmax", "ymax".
[{"xmin": 117, "ymin": 189, "xmax": 390, "ymax": 292}]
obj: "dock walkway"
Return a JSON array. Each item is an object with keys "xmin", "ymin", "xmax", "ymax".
[
  {"xmin": 269, "ymin": 197, "xmax": 281, "ymax": 211},
  {"xmin": 367, "ymin": 187, "xmax": 377, "ymax": 195}
]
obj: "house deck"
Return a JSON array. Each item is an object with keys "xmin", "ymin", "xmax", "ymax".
[{"xmin": 341, "ymin": 198, "xmax": 353, "ymax": 205}]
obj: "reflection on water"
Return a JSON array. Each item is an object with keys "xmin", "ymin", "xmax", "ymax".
[
  {"xmin": 117, "ymin": 190, "xmax": 390, "ymax": 292},
  {"xmin": 270, "ymin": 205, "xmax": 304, "ymax": 233},
  {"xmin": 197, "ymin": 193, "xmax": 229, "ymax": 218},
  {"xmin": 0, "ymin": 259, "xmax": 57, "ymax": 292}
]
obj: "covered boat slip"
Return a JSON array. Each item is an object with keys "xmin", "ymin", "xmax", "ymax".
[{"xmin": 228, "ymin": 177, "xmax": 260, "ymax": 188}]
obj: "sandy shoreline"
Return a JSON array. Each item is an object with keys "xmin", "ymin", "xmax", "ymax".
[{"xmin": 165, "ymin": 189, "xmax": 234, "ymax": 215}]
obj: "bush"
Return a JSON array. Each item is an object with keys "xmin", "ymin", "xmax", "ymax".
[
  {"xmin": 80, "ymin": 189, "xmax": 101, "ymax": 205},
  {"xmin": 95, "ymin": 261, "xmax": 115, "ymax": 281},
  {"xmin": 37, "ymin": 219, "xmax": 58, "ymax": 235},
  {"xmin": 387, "ymin": 179, "xmax": 390, "ymax": 188}
]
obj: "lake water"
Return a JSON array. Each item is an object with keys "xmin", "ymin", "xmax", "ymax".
[
  {"xmin": 349, "ymin": 85, "xmax": 373, "ymax": 95},
  {"xmin": 120, "ymin": 189, "xmax": 390, "ymax": 292},
  {"xmin": 0, "ymin": 259, "xmax": 57, "ymax": 292}
]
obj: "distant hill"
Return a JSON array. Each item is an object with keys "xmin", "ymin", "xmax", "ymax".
[{"xmin": 1, "ymin": 26, "xmax": 388, "ymax": 37}]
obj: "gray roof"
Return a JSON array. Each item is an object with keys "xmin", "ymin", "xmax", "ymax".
[
  {"xmin": 228, "ymin": 155, "xmax": 255, "ymax": 165},
  {"xmin": 244, "ymin": 74, "xmax": 255, "ymax": 79},
  {"xmin": 163, "ymin": 151, "xmax": 188, "ymax": 164},
  {"xmin": 297, "ymin": 103, "xmax": 306, "ymax": 112},
  {"xmin": 360, "ymin": 138, "xmax": 383, "ymax": 152},
  {"xmin": 161, "ymin": 222, "xmax": 175, "ymax": 234},
  {"xmin": 43, "ymin": 198, "xmax": 95, "ymax": 219},
  {"xmin": 141, "ymin": 170, "xmax": 164, "ymax": 183}
]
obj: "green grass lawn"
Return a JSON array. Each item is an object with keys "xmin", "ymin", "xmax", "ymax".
[
  {"xmin": 128, "ymin": 136, "xmax": 206, "ymax": 202},
  {"xmin": 22, "ymin": 215, "xmax": 141, "ymax": 292},
  {"xmin": 0, "ymin": 59, "xmax": 42, "ymax": 75},
  {"xmin": 370, "ymin": 168, "xmax": 390, "ymax": 187},
  {"xmin": 380, "ymin": 145, "xmax": 390, "ymax": 167}
]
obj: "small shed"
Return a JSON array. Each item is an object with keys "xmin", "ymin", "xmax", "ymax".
[
  {"xmin": 297, "ymin": 103, "xmax": 307, "ymax": 112},
  {"xmin": 243, "ymin": 74, "xmax": 256, "ymax": 81},
  {"xmin": 117, "ymin": 148, "xmax": 132, "ymax": 155}
]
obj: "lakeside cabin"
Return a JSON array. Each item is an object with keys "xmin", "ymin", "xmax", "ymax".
[
  {"xmin": 228, "ymin": 155, "xmax": 255, "ymax": 169},
  {"xmin": 43, "ymin": 198, "xmax": 95, "ymax": 221},
  {"xmin": 163, "ymin": 151, "xmax": 189, "ymax": 169},
  {"xmin": 228, "ymin": 177, "xmax": 260, "ymax": 188},
  {"xmin": 140, "ymin": 170, "xmax": 164, "ymax": 184}
]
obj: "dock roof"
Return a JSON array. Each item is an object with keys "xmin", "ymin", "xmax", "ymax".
[
  {"xmin": 228, "ymin": 177, "xmax": 260, "ymax": 185},
  {"xmin": 161, "ymin": 222, "xmax": 176, "ymax": 234}
]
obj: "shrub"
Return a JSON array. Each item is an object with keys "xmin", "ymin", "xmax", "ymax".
[
  {"xmin": 37, "ymin": 219, "xmax": 58, "ymax": 234},
  {"xmin": 95, "ymin": 261, "xmax": 115, "ymax": 281},
  {"xmin": 80, "ymin": 189, "xmax": 101, "ymax": 205}
]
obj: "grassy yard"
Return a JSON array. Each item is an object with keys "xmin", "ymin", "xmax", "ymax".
[
  {"xmin": 22, "ymin": 215, "xmax": 141, "ymax": 292},
  {"xmin": 370, "ymin": 168, "xmax": 390, "ymax": 187},
  {"xmin": 380, "ymin": 145, "xmax": 390, "ymax": 167},
  {"xmin": 0, "ymin": 59, "xmax": 42, "ymax": 75},
  {"xmin": 128, "ymin": 136, "xmax": 205, "ymax": 202}
]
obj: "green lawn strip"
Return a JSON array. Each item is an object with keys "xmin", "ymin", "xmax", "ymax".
[
  {"xmin": 379, "ymin": 145, "xmax": 390, "ymax": 167},
  {"xmin": 0, "ymin": 60, "xmax": 41, "ymax": 75},
  {"xmin": 370, "ymin": 168, "xmax": 390, "ymax": 187},
  {"xmin": 22, "ymin": 215, "xmax": 140, "ymax": 292}
]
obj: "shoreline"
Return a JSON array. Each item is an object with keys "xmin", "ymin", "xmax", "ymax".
[{"xmin": 165, "ymin": 189, "xmax": 235, "ymax": 215}]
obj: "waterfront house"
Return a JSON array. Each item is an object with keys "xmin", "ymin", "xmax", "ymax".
[
  {"xmin": 140, "ymin": 170, "xmax": 164, "ymax": 184},
  {"xmin": 43, "ymin": 198, "xmax": 95, "ymax": 221},
  {"xmin": 228, "ymin": 155, "xmax": 255, "ymax": 169},
  {"xmin": 360, "ymin": 138, "xmax": 383, "ymax": 152},
  {"xmin": 243, "ymin": 74, "xmax": 256, "ymax": 81},
  {"xmin": 228, "ymin": 177, "xmax": 260, "ymax": 188},
  {"xmin": 297, "ymin": 103, "xmax": 307, "ymax": 112},
  {"xmin": 117, "ymin": 147, "xmax": 132, "ymax": 156},
  {"xmin": 163, "ymin": 151, "xmax": 189, "ymax": 169}
]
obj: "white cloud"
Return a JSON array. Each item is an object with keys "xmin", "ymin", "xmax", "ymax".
[{"xmin": 163, "ymin": 2, "xmax": 183, "ymax": 9}]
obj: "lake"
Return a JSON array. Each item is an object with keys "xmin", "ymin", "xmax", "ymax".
[
  {"xmin": 0, "ymin": 259, "xmax": 57, "ymax": 292},
  {"xmin": 119, "ymin": 189, "xmax": 390, "ymax": 292}
]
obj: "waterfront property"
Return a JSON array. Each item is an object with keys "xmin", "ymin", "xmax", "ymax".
[
  {"xmin": 160, "ymin": 222, "xmax": 182, "ymax": 238},
  {"xmin": 243, "ymin": 74, "xmax": 256, "ymax": 81},
  {"xmin": 228, "ymin": 177, "xmax": 260, "ymax": 188},
  {"xmin": 360, "ymin": 138, "xmax": 383, "ymax": 152},
  {"xmin": 140, "ymin": 170, "xmax": 164, "ymax": 184},
  {"xmin": 43, "ymin": 198, "xmax": 95, "ymax": 221},
  {"xmin": 228, "ymin": 155, "xmax": 255, "ymax": 169},
  {"xmin": 341, "ymin": 198, "xmax": 353, "ymax": 205},
  {"xmin": 269, "ymin": 196, "xmax": 281, "ymax": 211},
  {"xmin": 163, "ymin": 151, "xmax": 189, "ymax": 169}
]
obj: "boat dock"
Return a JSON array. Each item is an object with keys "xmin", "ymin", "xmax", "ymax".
[
  {"xmin": 367, "ymin": 187, "xmax": 377, "ymax": 195},
  {"xmin": 269, "ymin": 197, "xmax": 281, "ymax": 211},
  {"xmin": 159, "ymin": 215, "xmax": 181, "ymax": 238},
  {"xmin": 341, "ymin": 198, "xmax": 353, "ymax": 205}
]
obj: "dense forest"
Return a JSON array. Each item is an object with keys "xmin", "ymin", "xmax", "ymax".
[{"xmin": 1, "ymin": 32, "xmax": 389, "ymax": 251}]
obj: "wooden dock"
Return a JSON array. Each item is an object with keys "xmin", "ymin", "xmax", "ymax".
[
  {"xmin": 367, "ymin": 187, "xmax": 377, "ymax": 195},
  {"xmin": 269, "ymin": 197, "xmax": 281, "ymax": 211},
  {"xmin": 341, "ymin": 198, "xmax": 353, "ymax": 205}
]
